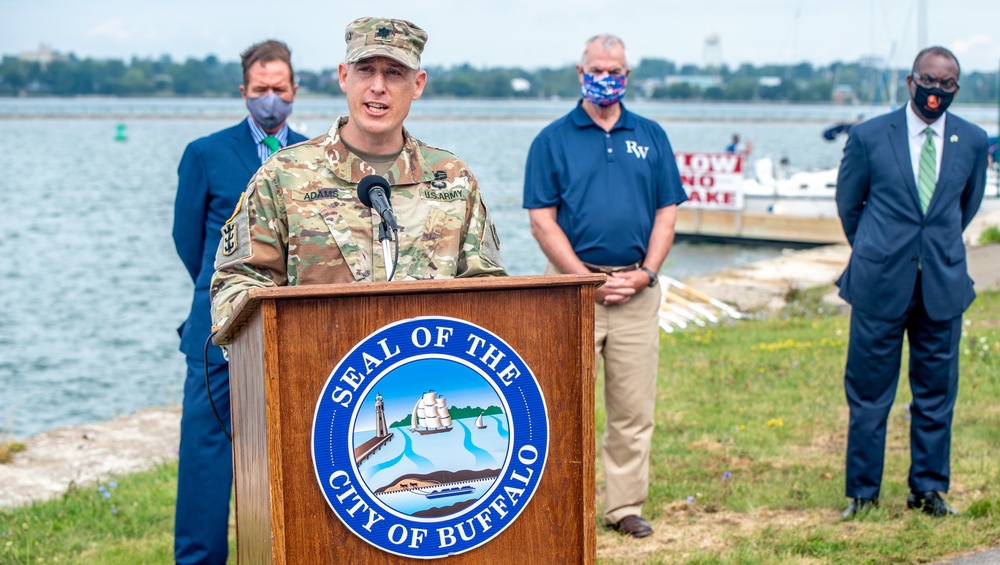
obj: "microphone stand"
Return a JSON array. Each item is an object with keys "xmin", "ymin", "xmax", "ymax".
[
  {"xmin": 357, "ymin": 175, "xmax": 399, "ymax": 281},
  {"xmin": 378, "ymin": 218, "xmax": 398, "ymax": 281}
]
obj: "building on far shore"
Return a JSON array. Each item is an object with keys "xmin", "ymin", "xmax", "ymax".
[{"xmin": 18, "ymin": 44, "xmax": 67, "ymax": 69}]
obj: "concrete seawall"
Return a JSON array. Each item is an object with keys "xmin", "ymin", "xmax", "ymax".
[{"xmin": 0, "ymin": 406, "xmax": 182, "ymax": 508}]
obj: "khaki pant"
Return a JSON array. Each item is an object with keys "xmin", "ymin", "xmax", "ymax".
[{"xmin": 546, "ymin": 263, "xmax": 661, "ymax": 523}]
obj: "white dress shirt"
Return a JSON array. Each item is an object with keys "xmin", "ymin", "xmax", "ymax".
[{"xmin": 906, "ymin": 100, "xmax": 945, "ymax": 188}]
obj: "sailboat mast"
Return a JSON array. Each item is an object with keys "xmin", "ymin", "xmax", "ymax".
[{"xmin": 916, "ymin": 0, "xmax": 927, "ymax": 49}]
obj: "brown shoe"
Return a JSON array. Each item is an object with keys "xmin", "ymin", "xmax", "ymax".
[{"xmin": 612, "ymin": 515, "xmax": 653, "ymax": 538}]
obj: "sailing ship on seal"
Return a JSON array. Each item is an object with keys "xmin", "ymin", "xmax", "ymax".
[{"xmin": 410, "ymin": 390, "xmax": 453, "ymax": 435}]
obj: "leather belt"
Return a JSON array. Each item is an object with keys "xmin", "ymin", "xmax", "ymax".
[{"xmin": 582, "ymin": 261, "xmax": 641, "ymax": 274}]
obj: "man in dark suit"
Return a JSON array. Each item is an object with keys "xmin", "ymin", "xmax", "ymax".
[
  {"xmin": 172, "ymin": 39, "xmax": 307, "ymax": 564},
  {"xmin": 836, "ymin": 46, "xmax": 988, "ymax": 519}
]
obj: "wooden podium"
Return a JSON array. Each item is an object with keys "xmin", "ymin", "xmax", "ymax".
[{"xmin": 214, "ymin": 275, "xmax": 603, "ymax": 564}]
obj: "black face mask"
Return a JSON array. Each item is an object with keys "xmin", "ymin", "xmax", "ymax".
[{"xmin": 912, "ymin": 83, "xmax": 955, "ymax": 121}]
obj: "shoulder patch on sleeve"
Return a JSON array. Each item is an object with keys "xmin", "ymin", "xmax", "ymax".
[{"xmin": 214, "ymin": 190, "xmax": 253, "ymax": 269}]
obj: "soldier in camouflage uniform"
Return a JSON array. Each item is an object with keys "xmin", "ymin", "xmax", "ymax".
[{"xmin": 211, "ymin": 17, "xmax": 506, "ymax": 326}]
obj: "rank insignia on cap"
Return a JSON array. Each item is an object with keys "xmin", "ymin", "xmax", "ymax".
[{"xmin": 344, "ymin": 17, "xmax": 427, "ymax": 70}]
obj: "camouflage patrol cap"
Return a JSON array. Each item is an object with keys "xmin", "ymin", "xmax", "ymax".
[{"xmin": 344, "ymin": 17, "xmax": 427, "ymax": 70}]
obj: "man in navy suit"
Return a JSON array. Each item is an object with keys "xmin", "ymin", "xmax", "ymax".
[
  {"xmin": 172, "ymin": 39, "xmax": 307, "ymax": 564},
  {"xmin": 836, "ymin": 46, "xmax": 988, "ymax": 519}
]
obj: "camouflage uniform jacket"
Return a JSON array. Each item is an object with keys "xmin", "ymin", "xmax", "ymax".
[{"xmin": 210, "ymin": 116, "xmax": 506, "ymax": 325}]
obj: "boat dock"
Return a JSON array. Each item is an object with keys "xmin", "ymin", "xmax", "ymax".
[
  {"xmin": 677, "ymin": 200, "xmax": 1000, "ymax": 247},
  {"xmin": 354, "ymin": 432, "xmax": 394, "ymax": 466},
  {"xmin": 676, "ymin": 207, "xmax": 846, "ymax": 246},
  {"xmin": 675, "ymin": 160, "xmax": 999, "ymax": 246}
]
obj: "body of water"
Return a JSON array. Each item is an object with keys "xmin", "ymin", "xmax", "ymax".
[{"xmin": 1, "ymin": 98, "xmax": 995, "ymax": 439}]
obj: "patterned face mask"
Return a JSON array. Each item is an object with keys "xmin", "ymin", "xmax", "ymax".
[{"xmin": 580, "ymin": 73, "xmax": 626, "ymax": 107}]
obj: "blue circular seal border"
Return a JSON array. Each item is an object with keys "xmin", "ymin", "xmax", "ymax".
[{"xmin": 311, "ymin": 316, "xmax": 549, "ymax": 559}]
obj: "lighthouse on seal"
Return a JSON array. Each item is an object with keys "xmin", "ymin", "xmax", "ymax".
[{"xmin": 374, "ymin": 391, "xmax": 388, "ymax": 437}]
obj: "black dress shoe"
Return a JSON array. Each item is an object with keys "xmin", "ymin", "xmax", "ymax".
[
  {"xmin": 612, "ymin": 515, "xmax": 653, "ymax": 538},
  {"xmin": 907, "ymin": 491, "xmax": 958, "ymax": 517},
  {"xmin": 841, "ymin": 497, "xmax": 878, "ymax": 519}
]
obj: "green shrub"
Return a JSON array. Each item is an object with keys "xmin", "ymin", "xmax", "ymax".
[
  {"xmin": 0, "ymin": 439, "xmax": 26, "ymax": 464},
  {"xmin": 979, "ymin": 225, "xmax": 1000, "ymax": 245}
]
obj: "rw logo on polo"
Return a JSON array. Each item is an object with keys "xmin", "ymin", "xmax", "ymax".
[
  {"xmin": 311, "ymin": 316, "xmax": 549, "ymax": 559},
  {"xmin": 625, "ymin": 140, "xmax": 649, "ymax": 159}
]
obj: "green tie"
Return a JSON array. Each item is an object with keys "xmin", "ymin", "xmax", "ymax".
[
  {"xmin": 262, "ymin": 135, "xmax": 281, "ymax": 155},
  {"xmin": 917, "ymin": 127, "xmax": 937, "ymax": 214}
]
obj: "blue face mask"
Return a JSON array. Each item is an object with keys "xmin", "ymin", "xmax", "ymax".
[
  {"xmin": 246, "ymin": 92, "xmax": 293, "ymax": 131},
  {"xmin": 580, "ymin": 73, "xmax": 627, "ymax": 107}
]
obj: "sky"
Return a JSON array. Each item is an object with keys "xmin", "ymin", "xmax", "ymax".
[{"xmin": 3, "ymin": 0, "xmax": 999, "ymax": 73}]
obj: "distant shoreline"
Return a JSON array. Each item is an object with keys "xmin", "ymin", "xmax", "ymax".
[
  {"xmin": 3, "ymin": 112, "xmax": 997, "ymax": 126},
  {"xmin": 0, "ymin": 113, "xmax": 895, "ymax": 124},
  {"xmin": 0, "ymin": 95, "xmax": 997, "ymax": 108},
  {"xmin": 1, "ymin": 97, "xmax": 995, "ymax": 125}
]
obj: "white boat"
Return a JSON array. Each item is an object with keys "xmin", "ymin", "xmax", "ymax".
[
  {"xmin": 741, "ymin": 157, "xmax": 1000, "ymax": 217},
  {"xmin": 410, "ymin": 391, "xmax": 453, "ymax": 435},
  {"xmin": 676, "ymin": 145, "xmax": 1000, "ymax": 246},
  {"xmin": 475, "ymin": 413, "xmax": 486, "ymax": 429}
]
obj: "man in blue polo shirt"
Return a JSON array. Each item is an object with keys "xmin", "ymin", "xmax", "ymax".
[{"xmin": 523, "ymin": 33, "xmax": 686, "ymax": 538}]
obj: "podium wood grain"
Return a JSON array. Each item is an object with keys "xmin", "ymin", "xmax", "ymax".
[{"xmin": 217, "ymin": 275, "xmax": 603, "ymax": 564}]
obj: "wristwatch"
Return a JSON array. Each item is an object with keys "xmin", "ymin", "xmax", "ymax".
[{"xmin": 639, "ymin": 266, "xmax": 659, "ymax": 287}]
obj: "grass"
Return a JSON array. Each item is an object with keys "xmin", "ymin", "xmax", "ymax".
[
  {"xmin": 595, "ymin": 287, "xmax": 1000, "ymax": 564},
  {"xmin": 2, "ymin": 289, "xmax": 998, "ymax": 564},
  {"xmin": 0, "ymin": 440, "xmax": 26, "ymax": 465},
  {"xmin": 0, "ymin": 464, "xmax": 212, "ymax": 564},
  {"xmin": 978, "ymin": 225, "xmax": 1000, "ymax": 245}
]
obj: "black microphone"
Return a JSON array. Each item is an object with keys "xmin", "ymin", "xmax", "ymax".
[{"xmin": 357, "ymin": 175, "xmax": 397, "ymax": 232}]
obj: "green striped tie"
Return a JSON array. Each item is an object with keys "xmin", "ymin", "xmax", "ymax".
[{"xmin": 917, "ymin": 127, "xmax": 936, "ymax": 214}]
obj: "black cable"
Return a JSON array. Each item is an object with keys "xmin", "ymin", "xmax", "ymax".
[{"xmin": 203, "ymin": 331, "xmax": 232, "ymax": 443}]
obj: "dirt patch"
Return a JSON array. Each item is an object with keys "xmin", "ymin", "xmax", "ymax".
[
  {"xmin": 808, "ymin": 430, "xmax": 847, "ymax": 455},
  {"xmin": 597, "ymin": 506, "xmax": 830, "ymax": 563}
]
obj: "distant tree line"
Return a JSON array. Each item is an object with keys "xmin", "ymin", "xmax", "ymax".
[{"xmin": 1, "ymin": 52, "xmax": 997, "ymax": 104}]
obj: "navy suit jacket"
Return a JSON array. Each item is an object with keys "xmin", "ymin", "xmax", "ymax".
[
  {"xmin": 173, "ymin": 120, "xmax": 308, "ymax": 364},
  {"xmin": 836, "ymin": 106, "xmax": 988, "ymax": 322}
]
